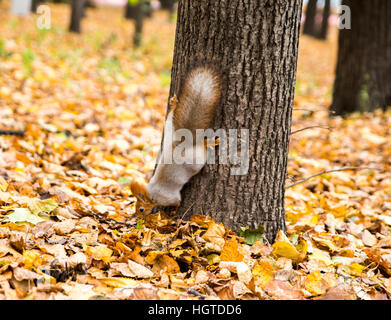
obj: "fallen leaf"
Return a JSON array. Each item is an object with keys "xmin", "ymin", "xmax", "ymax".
[
  {"xmin": 220, "ymin": 237, "xmax": 244, "ymax": 262},
  {"xmin": 252, "ymin": 260, "xmax": 274, "ymax": 288},
  {"xmin": 6, "ymin": 208, "xmax": 47, "ymax": 225},
  {"xmin": 128, "ymin": 260, "xmax": 154, "ymax": 279},
  {"xmin": 361, "ymin": 230, "xmax": 377, "ymax": 247},
  {"xmin": 265, "ymin": 280, "xmax": 303, "ymax": 300},
  {"xmin": 304, "ymin": 270, "xmax": 329, "ymax": 296},
  {"xmin": 84, "ymin": 245, "xmax": 113, "ymax": 264}
]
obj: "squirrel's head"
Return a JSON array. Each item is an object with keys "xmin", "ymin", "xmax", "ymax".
[{"xmin": 130, "ymin": 178, "xmax": 155, "ymax": 216}]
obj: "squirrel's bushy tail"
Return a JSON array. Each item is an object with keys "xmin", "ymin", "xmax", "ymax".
[
  {"xmin": 173, "ymin": 66, "xmax": 222, "ymax": 133},
  {"xmin": 146, "ymin": 65, "xmax": 222, "ymax": 207}
]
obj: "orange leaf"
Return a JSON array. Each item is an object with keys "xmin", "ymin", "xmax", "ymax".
[{"xmin": 220, "ymin": 238, "xmax": 244, "ymax": 262}]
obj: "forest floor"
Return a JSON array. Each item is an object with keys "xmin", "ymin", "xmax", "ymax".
[{"xmin": 0, "ymin": 2, "xmax": 390, "ymax": 300}]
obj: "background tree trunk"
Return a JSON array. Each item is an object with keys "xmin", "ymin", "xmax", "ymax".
[
  {"xmin": 303, "ymin": 0, "xmax": 318, "ymax": 37},
  {"xmin": 160, "ymin": 0, "xmax": 176, "ymax": 19},
  {"xmin": 69, "ymin": 0, "xmax": 85, "ymax": 33},
  {"xmin": 31, "ymin": 0, "xmax": 40, "ymax": 12},
  {"xmin": 132, "ymin": 3, "xmax": 144, "ymax": 47},
  {"xmin": 125, "ymin": 1, "xmax": 137, "ymax": 20},
  {"xmin": 160, "ymin": 0, "xmax": 175, "ymax": 11},
  {"xmin": 126, "ymin": 1, "xmax": 151, "ymax": 20},
  {"xmin": 331, "ymin": 0, "xmax": 391, "ymax": 115},
  {"xmin": 85, "ymin": 0, "xmax": 96, "ymax": 9},
  {"xmin": 318, "ymin": 0, "xmax": 330, "ymax": 40},
  {"xmin": 167, "ymin": 0, "xmax": 303, "ymax": 242}
]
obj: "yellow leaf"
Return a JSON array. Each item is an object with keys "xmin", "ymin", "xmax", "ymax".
[
  {"xmin": 348, "ymin": 264, "xmax": 366, "ymax": 277},
  {"xmin": 304, "ymin": 270, "xmax": 329, "ymax": 296},
  {"xmin": 85, "ymin": 245, "xmax": 113, "ymax": 263},
  {"xmin": 101, "ymin": 277, "xmax": 139, "ymax": 288},
  {"xmin": 0, "ymin": 177, "xmax": 8, "ymax": 192},
  {"xmin": 7, "ymin": 208, "xmax": 47, "ymax": 225},
  {"xmin": 145, "ymin": 251, "xmax": 164, "ymax": 265},
  {"xmin": 298, "ymin": 214, "xmax": 319, "ymax": 226},
  {"xmin": 23, "ymin": 250, "xmax": 42, "ymax": 269},
  {"xmin": 308, "ymin": 249, "xmax": 333, "ymax": 265},
  {"xmin": 312, "ymin": 236, "xmax": 341, "ymax": 253},
  {"xmin": 169, "ymin": 248, "xmax": 185, "ymax": 258},
  {"xmin": 272, "ymin": 241, "xmax": 299, "ymax": 261},
  {"xmin": 252, "ymin": 260, "xmax": 274, "ymax": 288},
  {"xmin": 28, "ymin": 198, "xmax": 58, "ymax": 216},
  {"xmin": 331, "ymin": 205, "xmax": 348, "ymax": 218},
  {"xmin": 206, "ymin": 253, "xmax": 220, "ymax": 265},
  {"xmin": 296, "ymin": 240, "xmax": 308, "ymax": 262}
]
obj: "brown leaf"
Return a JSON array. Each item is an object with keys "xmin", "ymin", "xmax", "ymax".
[
  {"xmin": 265, "ymin": 280, "xmax": 303, "ymax": 300},
  {"xmin": 361, "ymin": 230, "xmax": 377, "ymax": 247},
  {"xmin": 320, "ymin": 284, "xmax": 357, "ymax": 300},
  {"xmin": 128, "ymin": 260, "xmax": 154, "ymax": 279},
  {"xmin": 13, "ymin": 267, "xmax": 40, "ymax": 281}
]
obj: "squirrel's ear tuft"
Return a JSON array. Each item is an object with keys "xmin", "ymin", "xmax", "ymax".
[
  {"xmin": 169, "ymin": 94, "xmax": 179, "ymax": 112},
  {"xmin": 137, "ymin": 193, "xmax": 146, "ymax": 201},
  {"xmin": 130, "ymin": 177, "xmax": 154, "ymax": 216}
]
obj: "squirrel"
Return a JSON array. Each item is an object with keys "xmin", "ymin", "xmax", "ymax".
[{"xmin": 131, "ymin": 65, "xmax": 222, "ymax": 215}]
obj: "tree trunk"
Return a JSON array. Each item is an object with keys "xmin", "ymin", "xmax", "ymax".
[
  {"xmin": 318, "ymin": 0, "xmax": 330, "ymax": 40},
  {"xmin": 31, "ymin": 0, "xmax": 40, "ymax": 12},
  {"xmin": 81, "ymin": 0, "xmax": 87, "ymax": 18},
  {"xmin": 144, "ymin": 2, "xmax": 152, "ymax": 18},
  {"xmin": 125, "ymin": 2, "xmax": 137, "ymax": 20},
  {"xmin": 303, "ymin": 0, "xmax": 317, "ymax": 37},
  {"xmin": 69, "ymin": 0, "xmax": 85, "ymax": 33},
  {"xmin": 126, "ymin": 1, "xmax": 150, "ymax": 20},
  {"xmin": 132, "ymin": 3, "xmax": 144, "ymax": 47},
  {"xmin": 85, "ymin": 0, "xmax": 96, "ymax": 9},
  {"xmin": 166, "ymin": 0, "xmax": 303, "ymax": 242},
  {"xmin": 160, "ymin": 0, "xmax": 176, "ymax": 18},
  {"xmin": 331, "ymin": 0, "xmax": 391, "ymax": 115},
  {"xmin": 160, "ymin": 0, "xmax": 175, "ymax": 11}
]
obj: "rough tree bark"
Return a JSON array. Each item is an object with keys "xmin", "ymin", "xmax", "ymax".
[
  {"xmin": 303, "ymin": 0, "xmax": 317, "ymax": 37},
  {"xmin": 318, "ymin": 0, "xmax": 330, "ymax": 40},
  {"xmin": 69, "ymin": 0, "xmax": 85, "ymax": 33},
  {"xmin": 331, "ymin": 0, "xmax": 391, "ymax": 115},
  {"xmin": 166, "ymin": 0, "xmax": 303, "ymax": 242}
]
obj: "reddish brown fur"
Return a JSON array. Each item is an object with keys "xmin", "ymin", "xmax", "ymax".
[
  {"xmin": 130, "ymin": 178, "xmax": 154, "ymax": 216},
  {"xmin": 173, "ymin": 66, "xmax": 222, "ymax": 135}
]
